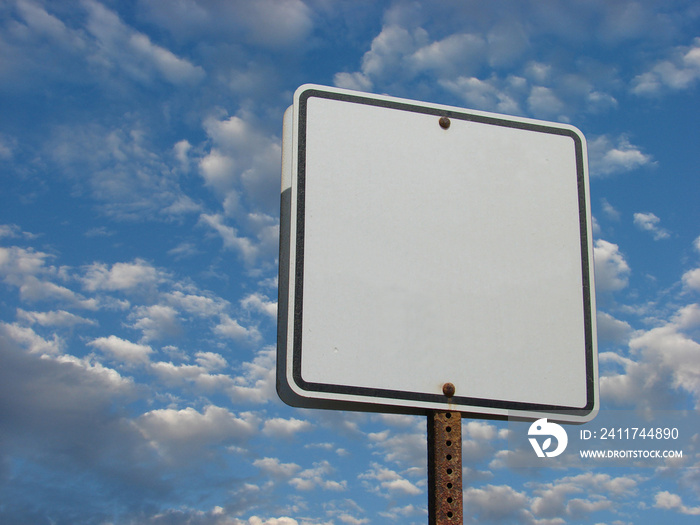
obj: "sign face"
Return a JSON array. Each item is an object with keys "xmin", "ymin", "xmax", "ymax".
[{"xmin": 278, "ymin": 84, "xmax": 598, "ymax": 423}]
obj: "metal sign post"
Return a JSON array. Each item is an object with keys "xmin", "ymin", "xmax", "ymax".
[{"xmin": 428, "ymin": 408, "xmax": 463, "ymax": 525}]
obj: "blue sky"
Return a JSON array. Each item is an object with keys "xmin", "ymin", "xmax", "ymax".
[{"xmin": 0, "ymin": 1, "xmax": 699, "ymax": 524}]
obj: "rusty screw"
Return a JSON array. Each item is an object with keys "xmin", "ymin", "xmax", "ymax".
[
  {"xmin": 439, "ymin": 116, "xmax": 451, "ymax": 129},
  {"xmin": 442, "ymin": 382, "xmax": 455, "ymax": 397}
]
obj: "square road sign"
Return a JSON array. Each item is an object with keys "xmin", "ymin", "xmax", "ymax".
[{"xmin": 277, "ymin": 84, "xmax": 598, "ymax": 423}]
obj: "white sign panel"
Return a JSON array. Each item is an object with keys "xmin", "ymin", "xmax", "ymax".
[{"xmin": 278, "ymin": 84, "xmax": 598, "ymax": 423}]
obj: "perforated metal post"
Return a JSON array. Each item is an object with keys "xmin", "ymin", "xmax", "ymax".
[{"xmin": 427, "ymin": 410, "xmax": 463, "ymax": 525}]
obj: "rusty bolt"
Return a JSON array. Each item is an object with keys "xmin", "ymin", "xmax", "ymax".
[
  {"xmin": 442, "ymin": 382, "xmax": 455, "ymax": 397},
  {"xmin": 439, "ymin": 116, "xmax": 451, "ymax": 129}
]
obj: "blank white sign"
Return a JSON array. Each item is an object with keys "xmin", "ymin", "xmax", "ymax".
[{"xmin": 278, "ymin": 85, "xmax": 598, "ymax": 422}]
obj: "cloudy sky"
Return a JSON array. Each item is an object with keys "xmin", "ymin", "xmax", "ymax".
[{"xmin": 1, "ymin": 1, "xmax": 699, "ymax": 524}]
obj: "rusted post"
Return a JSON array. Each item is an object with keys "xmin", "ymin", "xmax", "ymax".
[{"xmin": 427, "ymin": 410, "xmax": 463, "ymax": 525}]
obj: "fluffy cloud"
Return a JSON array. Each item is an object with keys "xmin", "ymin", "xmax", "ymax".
[
  {"xmin": 359, "ymin": 463, "xmax": 422, "ymax": 496},
  {"xmin": 288, "ymin": 460, "xmax": 347, "ymax": 492},
  {"xmin": 262, "ymin": 417, "xmax": 313, "ymax": 438},
  {"xmin": 0, "ymin": 321, "xmax": 62, "ymax": 354},
  {"xmin": 463, "ymin": 484, "xmax": 529, "ymax": 522},
  {"xmin": 602, "ymin": 303, "xmax": 700, "ymax": 409},
  {"xmin": 654, "ymin": 491, "xmax": 700, "ymax": 515},
  {"xmin": 138, "ymin": 0, "xmax": 313, "ymax": 49},
  {"xmin": 253, "ymin": 457, "xmax": 301, "ymax": 479},
  {"xmin": 16, "ymin": 308, "xmax": 96, "ymax": 327},
  {"xmin": 0, "ymin": 246, "xmax": 95, "ymax": 307},
  {"xmin": 226, "ymin": 347, "xmax": 277, "ymax": 404},
  {"xmin": 47, "ymin": 122, "xmax": 200, "ymax": 221},
  {"xmin": 89, "ymin": 335, "xmax": 154, "ymax": 364},
  {"xmin": 83, "ymin": 0, "xmax": 204, "ymax": 85},
  {"xmin": 632, "ymin": 37, "xmax": 700, "ymax": 95},
  {"xmin": 242, "ymin": 293, "xmax": 277, "ymax": 318},
  {"xmin": 633, "ymin": 212, "xmax": 671, "ymax": 240},
  {"xmin": 199, "ymin": 114, "xmax": 282, "ymax": 216},
  {"xmin": 594, "ymin": 240, "xmax": 631, "ymax": 292},
  {"xmin": 596, "ymin": 311, "xmax": 633, "ymax": 345},
  {"xmin": 136, "ymin": 405, "xmax": 258, "ymax": 460},
  {"xmin": 215, "ymin": 313, "xmax": 261, "ymax": 342},
  {"xmin": 683, "ymin": 268, "xmax": 700, "ymax": 292},
  {"xmin": 529, "ymin": 473, "xmax": 638, "ymax": 521},
  {"xmin": 165, "ymin": 290, "xmax": 227, "ymax": 317},
  {"xmin": 368, "ymin": 427, "xmax": 426, "ymax": 469},
  {"xmin": 588, "ymin": 135, "xmax": 654, "ymax": 176},
  {"xmin": 128, "ymin": 304, "xmax": 181, "ymax": 341},
  {"xmin": 82, "ymin": 259, "xmax": 162, "ymax": 292}
]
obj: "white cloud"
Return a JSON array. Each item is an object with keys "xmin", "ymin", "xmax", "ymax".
[
  {"xmin": 464, "ymin": 421, "xmax": 497, "ymax": 440},
  {"xmin": 16, "ymin": 309, "xmax": 96, "ymax": 327},
  {"xmin": 82, "ymin": 259, "xmax": 161, "ymax": 292},
  {"xmin": 594, "ymin": 240, "xmax": 631, "ymax": 292},
  {"xmin": 136, "ymin": 405, "xmax": 258, "ymax": 459},
  {"xmin": 150, "ymin": 360, "xmax": 229, "ymax": 389},
  {"xmin": 199, "ymin": 114, "xmax": 282, "ymax": 216},
  {"xmin": 333, "ymin": 71, "xmax": 373, "ymax": 92},
  {"xmin": 195, "ymin": 351, "xmax": 228, "ymax": 371},
  {"xmin": 602, "ymin": 303, "xmax": 700, "ymax": 409},
  {"xmin": 226, "ymin": 347, "xmax": 277, "ymax": 404},
  {"xmin": 530, "ymin": 472, "xmax": 638, "ymax": 521},
  {"xmin": 463, "ymin": 484, "xmax": 529, "ymax": 521},
  {"xmin": 215, "ymin": 313, "xmax": 261, "ymax": 342},
  {"xmin": 139, "ymin": 0, "xmax": 313, "ymax": 49},
  {"xmin": 0, "ymin": 321, "xmax": 62, "ymax": 354},
  {"xmin": 359, "ymin": 25, "xmax": 425, "ymax": 82},
  {"xmin": 165, "ymin": 290, "xmax": 227, "ymax": 317},
  {"xmin": 128, "ymin": 304, "xmax": 181, "ymax": 341},
  {"xmin": 0, "ymin": 246, "xmax": 94, "ymax": 307},
  {"xmin": 440, "ymin": 75, "xmax": 521, "ymax": 114},
  {"xmin": 588, "ymin": 135, "xmax": 654, "ymax": 176},
  {"xmin": 359, "ymin": 464, "xmax": 421, "ymax": 496},
  {"xmin": 527, "ymin": 85, "xmax": 566, "ymax": 118},
  {"xmin": 628, "ymin": 304, "xmax": 700, "ymax": 404},
  {"xmin": 368, "ymin": 427, "xmax": 426, "ymax": 469},
  {"xmin": 683, "ymin": 268, "xmax": 700, "ymax": 292},
  {"xmin": 262, "ymin": 417, "xmax": 313, "ymax": 438},
  {"xmin": 596, "ymin": 311, "xmax": 632, "ymax": 345},
  {"xmin": 14, "ymin": 0, "xmax": 85, "ymax": 52},
  {"xmin": 242, "ymin": 292, "xmax": 277, "ymax": 318},
  {"xmin": 0, "ymin": 245, "xmax": 50, "ymax": 277},
  {"xmin": 0, "ymin": 224, "xmax": 21, "ymax": 239},
  {"xmin": 89, "ymin": 335, "xmax": 153, "ymax": 364},
  {"xmin": 654, "ymin": 491, "xmax": 700, "ymax": 515},
  {"xmin": 47, "ymin": 121, "xmax": 199, "ymax": 221},
  {"xmin": 289, "ymin": 460, "xmax": 347, "ymax": 492},
  {"xmin": 633, "ymin": 212, "xmax": 671, "ymax": 240},
  {"xmin": 83, "ymin": 0, "xmax": 204, "ymax": 85},
  {"xmin": 199, "ymin": 149, "xmax": 236, "ymax": 195},
  {"xmin": 378, "ymin": 504, "xmax": 423, "ymax": 520},
  {"xmin": 199, "ymin": 213, "xmax": 258, "ymax": 264},
  {"xmin": 409, "ymin": 32, "xmax": 486, "ymax": 78},
  {"xmin": 632, "ymin": 37, "xmax": 700, "ymax": 96},
  {"xmin": 601, "ymin": 198, "xmax": 621, "ymax": 221},
  {"xmin": 253, "ymin": 457, "xmax": 301, "ymax": 479}
]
